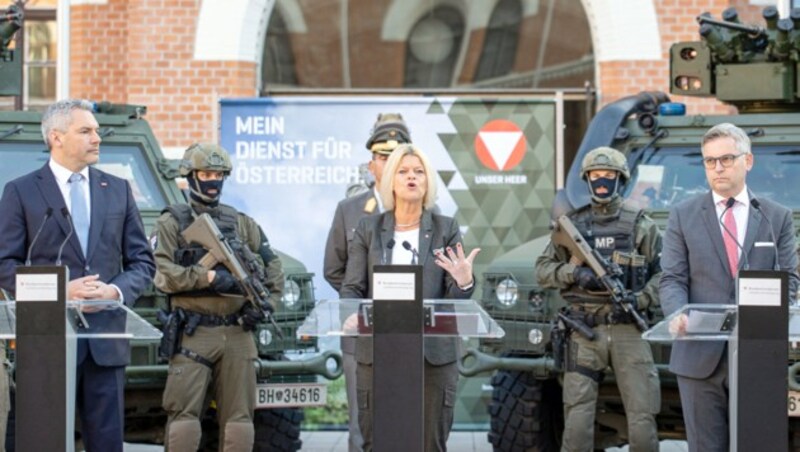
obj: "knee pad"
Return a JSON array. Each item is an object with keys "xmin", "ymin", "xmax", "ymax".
[
  {"xmin": 167, "ymin": 419, "xmax": 201, "ymax": 452},
  {"xmin": 224, "ymin": 421, "xmax": 255, "ymax": 452}
]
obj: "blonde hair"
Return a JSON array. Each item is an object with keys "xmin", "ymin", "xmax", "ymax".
[{"xmin": 379, "ymin": 144, "xmax": 437, "ymax": 211}]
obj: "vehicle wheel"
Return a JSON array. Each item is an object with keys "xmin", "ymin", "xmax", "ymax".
[
  {"xmin": 253, "ymin": 408, "xmax": 303, "ymax": 452},
  {"xmin": 487, "ymin": 369, "xmax": 563, "ymax": 452},
  {"xmin": 5, "ymin": 381, "xmax": 14, "ymax": 452},
  {"xmin": 790, "ymin": 418, "xmax": 800, "ymax": 451}
]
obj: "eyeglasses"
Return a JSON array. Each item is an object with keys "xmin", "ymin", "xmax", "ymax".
[{"xmin": 702, "ymin": 152, "xmax": 745, "ymax": 169}]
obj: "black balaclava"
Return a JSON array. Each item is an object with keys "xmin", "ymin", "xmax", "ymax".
[
  {"xmin": 589, "ymin": 176, "xmax": 619, "ymax": 202},
  {"xmin": 187, "ymin": 173, "xmax": 224, "ymax": 207}
]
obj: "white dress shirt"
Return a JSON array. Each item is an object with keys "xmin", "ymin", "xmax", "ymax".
[
  {"xmin": 712, "ymin": 185, "xmax": 750, "ymax": 260},
  {"xmin": 49, "ymin": 159, "xmax": 91, "ymax": 216},
  {"xmin": 392, "ymin": 229, "xmax": 419, "ymax": 265},
  {"xmin": 49, "ymin": 159, "xmax": 123, "ymax": 301}
]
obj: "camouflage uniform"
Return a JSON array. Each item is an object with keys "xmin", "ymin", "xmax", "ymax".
[
  {"xmin": 153, "ymin": 144, "xmax": 284, "ymax": 452},
  {"xmin": 535, "ymin": 147, "xmax": 661, "ymax": 452}
]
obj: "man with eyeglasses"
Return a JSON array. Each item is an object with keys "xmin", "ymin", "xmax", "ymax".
[{"xmin": 660, "ymin": 122, "xmax": 799, "ymax": 452}]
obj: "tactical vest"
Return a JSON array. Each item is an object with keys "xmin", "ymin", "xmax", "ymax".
[
  {"xmin": 165, "ymin": 203, "xmax": 249, "ymax": 315},
  {"xmin": 561, "ymin": 203, "xmax": 649, "ymax": 304}
]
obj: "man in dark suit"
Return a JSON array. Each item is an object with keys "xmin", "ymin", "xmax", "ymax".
[
  {"xmin": 0, "ymin": 99, "xmax": 155, "ymax": 452},
  {"xmin": 660, "ymin": 122, "xmax": 799, "ymax": 452},
  {"xmin": 323, "ymin": 113, "xmax": 411, "ymax": 452}
]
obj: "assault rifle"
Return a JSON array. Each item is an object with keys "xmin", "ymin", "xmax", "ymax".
[
  {"xmin": 556, "ymin": 309, "xmax": 596, "ymax": 340},
  {"xmin": 551, "ymin": 215, "xmax": 649, "ymax": 332},
  {"xmin": 182, "ymin": 213, "xmax": 283, "ymax": 338}
]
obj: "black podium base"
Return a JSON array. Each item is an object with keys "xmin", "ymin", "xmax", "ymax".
[
  {"xmin": 15, "ymin": 265, "xmax": 75, "ymax": 452},
  {"xmin": 732, "ymin": 270, "xmax": 789, "ymax": 452},
  {"xmin": 372, "ymin": 265, "xmax": 424, "ymax": 452}
]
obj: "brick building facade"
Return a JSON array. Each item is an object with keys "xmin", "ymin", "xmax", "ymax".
[{"xmin": 59, "ymin": 0, "xmax": 788, "ymax": 148}]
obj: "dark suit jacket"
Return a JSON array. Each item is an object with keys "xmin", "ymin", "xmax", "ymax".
[
  {"xmin": 324, "ymin": 190, "xmax": 377, "ymax": 293},
  {"xmin": 340, "ymin": 210, "xmax": 475, "ymax": 366},
  {"xmin": 660, "ymin": 191, "xmax": 799, "ymax": 378},
  {"xmin": 324, "ymin": 190, "xmax": 377, "ymax": 355},
  {"xmin": 0, "ymin": 163, "xmax": 155, "ymax": 367}
]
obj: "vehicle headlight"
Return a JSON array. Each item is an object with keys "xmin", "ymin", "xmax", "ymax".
[
  {"xmin": 495, "ymin": 278, "xmax": 518, "ymax": 307},
  {"xmin": 258, "ymin": 328, "xmax": 273, "ymax": 346},
  {"xmin": 528, "ymin": 328, "xmax": 544, "ymax": 345},
  {"xmin": 282, "ymin": 279, "xmax": 301, "ymax": 309}
]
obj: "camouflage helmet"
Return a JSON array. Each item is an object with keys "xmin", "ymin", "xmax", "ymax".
[
  {"xmin": 179, "ymin": 143, "xmax": 232, "ymax": 177},
  {"xmin": 365, "ymin": 113, "xmax": 411, "ymax": 155},
  {"xmin": 580, "ymin": 146, "xmax": 630, "ymax": 181}
]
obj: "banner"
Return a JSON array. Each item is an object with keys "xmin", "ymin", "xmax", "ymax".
[{"xmin": 220, "ymin": 96, "xmax": 557, "ymax": 302}]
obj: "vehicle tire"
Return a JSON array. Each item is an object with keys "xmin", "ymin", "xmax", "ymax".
[
  {"xmin": 5, "ymin": 381, "xmax": 14, "ymax": 452},
  {"xmin": 487, "ymin": 369, "xmax": 563, "ymax": 452},
  {"xmin": 253, "ymin": 408, "xmax": 303, "ymax": 452},
  {"xmin": 790, "ymin": 418, "xmax": 800, "ymax": 451}
]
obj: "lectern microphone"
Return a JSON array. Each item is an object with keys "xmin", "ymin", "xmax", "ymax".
[
  {"xmin": 382, "ymin": 238, "xmax": 396, "ymax": 265},
  {"xmin": 25, "ymin": 207, "xmax": 53, "ymax": 266},
  {"xmin": 55, "ymin": 208, "xmax": 74, "ymax": 266},
  {"xmin": 751, "ymin": 198, "xmax": 780, "ymax": 271},
  {"xmin": 401, "ymin": 241, "xmax": 420, "ymax": 265}
]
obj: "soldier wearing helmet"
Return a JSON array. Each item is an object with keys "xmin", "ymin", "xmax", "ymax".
[
  {"xmin": 179, "ymin": 142, "xmax": 233, "ymax": 205},
  {"xmin": 535, "ymin": 146, "xmax": 662, "ymax": 452},
  {"xmin": 153, "ymin": 143, "xmax": 284, "ymax": 452},
  {"xmin": 323, "ymin": 113, "xmax": 411, "ymax": 452},
  {"xmin": 580, "ymin": 146, "xmax": 631, "ymax": 204}
]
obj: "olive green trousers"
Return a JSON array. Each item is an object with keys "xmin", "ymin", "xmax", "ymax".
[
  {"xmin": 561, "ymin": 323, "xmax": 659, "ymax": 452},
  {"xmin": 163, "ymin": 325, "xmax": 257, "ymax": 452}
]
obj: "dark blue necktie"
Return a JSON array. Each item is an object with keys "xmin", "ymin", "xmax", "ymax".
[{"xmin": 69, "ymin": 173, "xmax": 90, "ymax": 256}]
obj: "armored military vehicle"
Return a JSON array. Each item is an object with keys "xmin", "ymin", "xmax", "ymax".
[
  {"xmin": 0, "ymin": 103, "xmax": 342, "ymax": 451},
  {"xmin": 458, "ymin": 5, "xmax": 800, "ymax": 450}
]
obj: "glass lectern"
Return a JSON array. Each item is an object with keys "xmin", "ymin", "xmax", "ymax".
[
  {"xmin": 643, "ymin": 297, "xmax": 790, "ymax": 452},
  {"xmin": 642, "ymin": 303, "xmax": 738, "ymax": 342},
  {"xmin": 0, "ymin": 299, "xmax": 163, "ymax": 340},
  {"xmin": 297, "ymin": 298, "xmax": 505, "ymax": 338},
  {"xmin": 2, "ymin": 299, "xmax": 162, "ymax": 452},
  {"xmin": 299, "ymin": 298, "xmax": 503, "ymax": 451}
]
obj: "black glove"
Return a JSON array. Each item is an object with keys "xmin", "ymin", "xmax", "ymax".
[
  {"xmin": 610, "ymin": 293, "xmax": 640, "ymax": 324},
  {"xmin": 573, "ymin": 266, "xmax": 603, "ymax": 291},
  {"xmin": 620, "ymin": 293, "xmax": 639, "ymax": 311},
  {"xmin": 211, "ymin": 269, "xmax": 244, "ymax": 295},
  {"xmin": 240, "ymin": 304, "xmax": 266, "ymax": 331}
]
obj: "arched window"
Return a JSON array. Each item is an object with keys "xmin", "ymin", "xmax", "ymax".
[
  {"xmin": 403, "ymin": 7, "xmax": 465, "ymax": 88},
  {"xmin": 257, "ymin": 1, "xmax": 593, "ymax": 90},
  {"xmin": 474, "ymin": 0, "xmax": 521, "ymax": 82},
  {"xmin": 262, "ymin": 8, "xmax": 297, "ymax": 87}
]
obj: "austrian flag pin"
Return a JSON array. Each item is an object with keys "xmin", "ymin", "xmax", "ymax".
[{"xmin": 100, "ymin": 181, "xmax": 108, "ymax": 187}]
